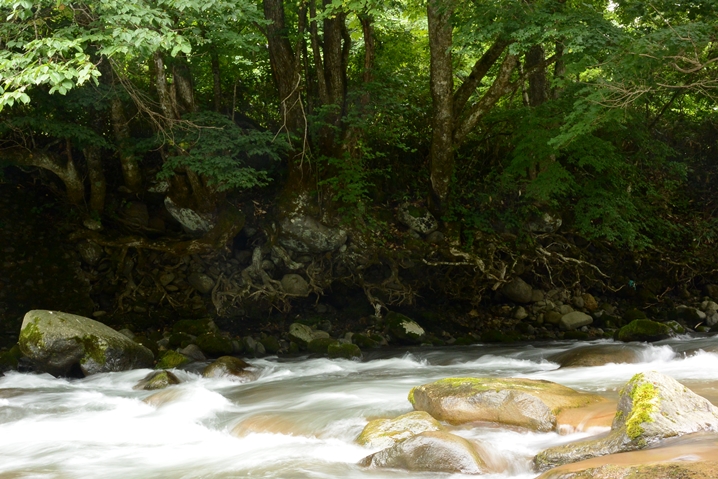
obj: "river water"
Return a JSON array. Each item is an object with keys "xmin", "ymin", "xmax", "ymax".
[{"xmin": 1, "ymin": 336, "xmax": 717, "ymax": 479}]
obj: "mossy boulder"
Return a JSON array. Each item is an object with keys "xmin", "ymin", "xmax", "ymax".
[
  {"xmin": 307, "ymin": 337, "xmax": 338, "ymax": 354},
  {"xmin": 357, "ymin": 411, "xmax": 443, "ymax": 450},
  {"xmin": 385, "ymin": 312, "xmax": 425, "ymax": 344},
  {"xmin": 133, "ymin": 370, "xmax": 181, "ymax": 390},
  {"xmin": 194, "ymin": 333, "xmax": 234, "ymax": 357},
  {"xmin": 288, "ymin": 322, "xmax": 330, "ymax": 348},
  {"xmin": 171, "ymin": 318, "xmax": 219, "ymax": 336},
  {"xmin": 359, "ymin": 431, "xmax": 487, "ymax": 474},
  {"xmin": 156, "ymin": 350, "xmax": 191, "ymax": 369},
  {"xmin": 327, "ymin": 342, "xmax": 362, "ymax": 359},
  {"xmin": 203, "ymin": 356, "xmax": 255, "ymax": 381},
  {"xmin": 0, "ymin": 344, "xmax": 22, "ymax": 373},
  {"xmin": 18, "ymin": 310, "xmax": 154, "ymax": 377},
  {"xmin": 352, "ymin": 333, "xmax": 379, "ymax": 349},
  {"xmin": 617, "ymin": 319, "xmax": 673, "ymax": 342},
  {"xmin": 259, "ymin": 335, "xmax": 281, "ymax": 354},
  {"xmin": 168, "ymin": 332, "xmax": 194, "ymax": 349},
  {"xmin": 409, "ymin": 377, "xmax": 605, "ymax": 431},
  {"xmin": 549, "ymin": 344, "xmax": 641, "ymax": 368},
  {"xmin": 534, "ymin": 371, "xmax": 718, "ymax": 471}
]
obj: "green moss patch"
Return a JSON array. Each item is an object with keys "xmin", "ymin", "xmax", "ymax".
[{"xmin": 625, "ymin": 374, "xmax": 659, "ymax": 440}]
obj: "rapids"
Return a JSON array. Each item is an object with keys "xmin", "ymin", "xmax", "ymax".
[{"xmin": 1, "ymin": 336, "xmax": 717, "ymax": 478}]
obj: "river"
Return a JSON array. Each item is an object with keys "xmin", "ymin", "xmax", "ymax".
[{"xmin": 1, "ymin": 336, "xmax": 717, "ymax": 478}]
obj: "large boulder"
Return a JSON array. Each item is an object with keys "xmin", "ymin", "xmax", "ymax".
[
  {"xmin": 617, "ymin": 319, "xmax": 673, "ymax": 342},
  {"xmin": 536, "ymin": 432, "xmax": 718, "ymax": 479},
  {"xmin": 357, "ymin": 411, "xmax": 443, "ymax": 450},
  {"xmin": 409, "ymin": 377, "xmax": 605, "ymax": 431},
  {"xmin": 534, "ymin": 371, "xmax": 718, "ymax": 471},
  {"xmin": 278, "ymin": 215, "xmax": 347, "ymax": 253},
  {"xmin": 549, "ymin": 344, "xmax": 641, "ymax": 368},
  {"xmin": 359, "ymin": 431, "xmax": 487, "ymax": 474},
  {"xmin": 18, "ymin": 310, "xmax": 154, "ymax": 377},
  {"xmin": 501, "ymin": 278, "xmax": 533, "ymax": 304}
]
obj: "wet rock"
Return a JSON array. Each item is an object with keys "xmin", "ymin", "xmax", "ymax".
[
  {"xmin": 352, "ymin": 333, "xmax": 379, "ymax": 349},
  {"xmin": 385, "ymin": 312, "xmax": 425, "ymax": 344},
  {"xmin": 409, "ymin": 377, "xmax": 605, "ymax": 431},
  {"xmin": 617, "ymin": 319, "xmax": 673, "ymax": 342},
  {"xmin": 327, "ymin": 342, "xmax": 362, "ymax": 359},
  {"xmin": 536, "ymin": 433, "xmax": 718, "ymax": 479},
  {"xmin": 514, "ymin": 306, "xmax": 529, "ymax": 320},
  {"xmin": 133, "ymin": 370, "xmax": 181, "ymax": 390},
  {"xmin": 243, "ymin": 336, "xmax": 266, "ymax": 356},
  {"xmin": 560, "ymin": 311, "xmax": 593, "ymax": 331},
  {"xmin": 357, "ymin": 411, "xmax": 443, "ymax": 450},
  {"xmin": 188, "ymin": 273, "xmax": 215, "ymax": 295},
  {"xmin": 203, "ymin": 356, "xmax": 254, "ymax": 381},
  {"xmin": 281, "ymin": 274, "xmax": 309, "ymax": 296},
  {"xmin": 501, "ymin": 277, "xmax": 533, "ymax": 304},
  {"xmin": 18, "ymin": 310, "xmax": 154, "ymax": 377},
  {"xmin": 195, "ymin": 333, "xmax": 234, "ymax": 357},
  {"xmin": 156, "ymin": 350, "xmax": 191, "ymax": 369},
  {"xmin": 549, "ymin": 344, "xmax": 641, "ymax": 368},
  {"xmin": 545, "ymin": 311, "xmax": 562, "ymax": 325},
  {"xmin": 534, "ymin": 371, "xmax": 718, "ymax": 471},
  {"xmin": 77, "ymin": 241, "xmax": 104, "ymax": 266},
  {"xmin": 278, "ymin": 215, "xmax": 347, "ymax": 254},
  {"xmin": 360, "ymin": 431, "xmax": 487, "ymax": 474},
  {"xmin": 397, "ymin": 203, "xmax": 438, "ymax": 235}
]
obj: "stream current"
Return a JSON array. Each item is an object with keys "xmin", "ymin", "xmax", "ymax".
[{"xmin": 1, "ymin": 336, "xmax": 717, "ymax": 479}]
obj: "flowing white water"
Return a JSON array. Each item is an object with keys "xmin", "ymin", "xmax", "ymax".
[{"xmin": 1, "ymin": 336, "xmax": 717, "ymax": 478}]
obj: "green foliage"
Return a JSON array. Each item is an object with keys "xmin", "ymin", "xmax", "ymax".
[{"xmin": 158, "ymin": 111, "xmax": 287, "ymax": 191}]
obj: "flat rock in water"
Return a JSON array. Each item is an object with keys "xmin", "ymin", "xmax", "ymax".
[
  {"xmin": 549, "ymin": 344, "xmax": 641, "ymax": 368},
  {"xmin": 18, "ymin": 310, "xmax": 154, "ymax": 377},
  {"xmin": 409, "ymin": 377, "xmax": 605, "ymax": 431},
  {"xmin": 537, "ymin": 433, "xmax": 718, "ymax": 479},
  {"xmin": 534, "ymin": 371, "xmax": 718, "ymax": 471},
  {"xmin": 560, "ymin": 311, "xmax": 593, "ymax": 331},
  {"xmin": 359, "ymin": 431, "xmax": 487, "ymax": 474},
  {"xmin": 357, "ymin": 411, "xmax": 443, "ymax": 450}
]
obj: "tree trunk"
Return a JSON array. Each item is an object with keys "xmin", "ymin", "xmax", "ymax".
[
  {"xmin": 84, "ymin": 146, "xmax": 106, "ymax": 213},
  {"xmin": 211, "ymin": 51, "xmax": 222, "ymax": 112},
  {"xmin": 172, "ymin": 54, "xmax": 196, "ymax": 115},
  {"xmin": 110, "ymin": 95, "xmax": 143, "ymax": 192},
  {"xmin": 2, "ymin": 147, "xmax": 84, "ymax": 205},
  {"xmin": 359, "ymin": 14, "xmax": 375, "ymax": 91},
  {"xmin": 153, "ymin": 51, "xmax": 179, "ymax": 121},
  {"xmin": 263, "ymin": 0, "xmax": 303, "ymax": 133},
  {"xmin": 526, "ymin": 44, "xmax": 548, "ymax": 107},
  {"xmin": 427, "ymin": 0, "xmax": 455, "ymax": 212},
  {"xmin": 552, "ymin": 41, "xmax": 566, "ymax": 99}
]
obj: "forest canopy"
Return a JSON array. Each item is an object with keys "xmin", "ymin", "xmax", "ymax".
[{"xmin": 0, "ymin": 0, "xmax": 716, "ymax": 253}]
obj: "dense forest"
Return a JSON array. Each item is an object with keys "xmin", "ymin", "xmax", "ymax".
[{"xmin": 0, "ymin": 0, "xmax": 717, "ymax": 348}]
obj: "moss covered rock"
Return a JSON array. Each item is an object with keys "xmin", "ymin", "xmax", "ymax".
[
  {"xmin": 327, "ymin": 342, "xmax": 362, "ymax": 359},
  {"xmin": 195, "ymin": 333, "xmax": 234, "ymax": 357},
  {"xmin": 409, "ymin": 377, "xmax": 605, "ymax": 431},
  {"xmin": 307, "ymin": 337, "xmax": 337, "ymax": 354},
  {"xmin": 203, "ymin": 356, "xmax": 255, "ymax": 381},
  {"xmin": 18, "ymin": 310, "xmax": 154, "ymax": 377},
  {"xmin": 171, "ymin": 318, "xmax": 219, "ymax": 336},
  {"xmin": 534, "ymin": 371, "xmax": 718, "ymax": 471},
  {"xmin": 385, "ymin": 312, "xmax": 425, "ymax": 344},
  {"xmin": 260, "ymin": 335, "xmax": 281, "ymax": 354},
  {"xmin": 359, "ymin": 431, "xmax": 487, "ymax": 474},
  {"xmin": 0, "ymin": 344, "xmax": 22, "ymax": 373},
  {"xmin": 357, "ymin": 411, "xmax": 443, "ymax": 450},
  {"xmin": 617, "ymin": 319, "xmax": 673, "ymax": 342},
  {"xmin": 156, "ymin": 350, "xmax": 191, "ymax": 369},
  {"xmin": 352, "ymin": 333, "xmax": 379, "ymax": 349},
  {"xmin": 133, "ymin": 370, "xmax": 181, "ymax": 390}
]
